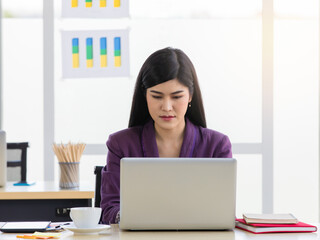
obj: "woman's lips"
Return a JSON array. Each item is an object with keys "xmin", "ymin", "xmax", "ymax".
[{"xmin": 160, "ymin": 116, "xmax": 175, "ymax": 121}]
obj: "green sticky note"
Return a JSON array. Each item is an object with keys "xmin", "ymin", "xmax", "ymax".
[
  {"xmin": 72, "ymin": 46, "xmax": 79, "ymax": 54},
  {"xmin": 87, "ymin": 46, "xmax": 93, "ymax": 59},
  {"xmin": 114, "ymin": 50, "xmax": 121, "ymax": 56},
  {"xmin": 100, "ymin": 49, "xmax": 107, "ymax": 55}
]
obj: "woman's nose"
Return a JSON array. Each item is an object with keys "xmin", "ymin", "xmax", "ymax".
[{"xmin": 161, "ymin": 99, "xmax": 173, "ymax": 111}]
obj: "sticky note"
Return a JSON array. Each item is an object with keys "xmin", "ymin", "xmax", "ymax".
[
  {"xmin": 114, "ymin": 37, "xmax": 121, "ymax": 67},
  {"xmin": 100, "ymin": 0, "xmax": 106, "ymax": 7},
  {"xmin": 114, "ymin": 0, "xmax": 120, "ymax": 7},
  {"xmin": 71, "ymin": 0, "xmax": 78, "ymax": 7},
  {"xmin": 72, "ymin": 38, "xmax": 79, "ymax": 68},
  {"xmin": 100, "ymin": 37, "xmax": 107, "ymax": 67},
  {"xmin": 86, "ymin": 38, "xmax": 93, "ymax": 68}
]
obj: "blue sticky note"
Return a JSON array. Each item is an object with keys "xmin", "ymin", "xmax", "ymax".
[
  {"xmin": 86, "ymin": 38, "xmax": 93, "ymax": 46},
  {"xmin": 114, "ymin": 37, "xmax": 121, "ymax": 50}
]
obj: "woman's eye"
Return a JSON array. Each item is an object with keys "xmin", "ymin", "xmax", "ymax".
[
  {"xmin": 152, "ymin": 95, "xmax": 162, "ymax": 99},
  {"xmin": 173, "ymin": 96, "xmax": 182, "ymax": 99}
]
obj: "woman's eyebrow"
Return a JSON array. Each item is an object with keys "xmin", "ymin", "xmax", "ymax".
[
  {"xmin": 171, "ymin": 90, "xmax": 184, "ymax": 95},
  {"xmin": 150, "ymin": 90, "xmax": 163, "ymax": 94},
  {"xmin": 150, "ymin": 90, "xmax": 185, "ymax": 95}
]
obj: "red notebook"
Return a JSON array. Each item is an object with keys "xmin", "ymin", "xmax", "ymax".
[{"xmin": 236, "ymin": 219, "xmax": 317, "ymax": 234}]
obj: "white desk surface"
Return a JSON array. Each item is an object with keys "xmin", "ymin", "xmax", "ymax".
[
  {"xmin": 0, "ymin": 181, "xmax": 94, "ymax": 199},
  {"xmin": 0, "ymin": 224, "xmax": 319, "ymax": 240}
]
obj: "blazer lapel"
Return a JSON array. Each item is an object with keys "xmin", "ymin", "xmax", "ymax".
[
  {"xmin": 141, "ymin": 120, "xmax": 159, "ymax": 157},
  {"xmin": 179, "ymin": 118, "xmax": 197, "ymax": 157}
]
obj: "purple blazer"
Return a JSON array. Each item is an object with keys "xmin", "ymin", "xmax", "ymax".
[{"xmin": 100, "ymin": 118, "xmax": 232, "ymax": 224}]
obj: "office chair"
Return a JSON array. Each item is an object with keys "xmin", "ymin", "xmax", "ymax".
[
  {"xmin": 7, "ymin": 142, "xmax": 29, "ymax": 183},
  {"xmin": 94, "ymin": 166, "xmax": 104, "ymax": 208}
]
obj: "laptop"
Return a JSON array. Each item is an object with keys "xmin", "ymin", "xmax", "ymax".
[{"xmin": 120, "ymin": 157, "xmax": 237, "ymax": 230}]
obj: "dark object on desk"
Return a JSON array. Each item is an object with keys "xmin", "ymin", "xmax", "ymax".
[
  {"xmin": 0, "ymin": 199, "xmax": 92, "ymax": 222},
  {"xmin": 94, "ymin": 166, "xmax": 103, "ymax": 208},
  {"xmin": 0, "ymin": 221, "xmax": 51, "ymax": 233},
  {"xmin": 7, "ymin": 142, "xmax": 29, "ymax": 183},
  {"xmin": 94, "ymin": 166, "xmax": 103, "ymax": 223}
]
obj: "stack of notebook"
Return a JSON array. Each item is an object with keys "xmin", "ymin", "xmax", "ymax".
[{"xmin": 236, "ymin": 214, "xmax": 317, "ymax": 234}]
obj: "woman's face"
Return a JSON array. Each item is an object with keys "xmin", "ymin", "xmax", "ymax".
[{"xmin": 146, "ymin": 78, "xmax": 192, "ymax": 132}]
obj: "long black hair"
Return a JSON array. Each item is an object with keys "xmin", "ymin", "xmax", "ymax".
[{"xmin": 128, "ymin": 47, "xmax": 206, "ymax": 128}]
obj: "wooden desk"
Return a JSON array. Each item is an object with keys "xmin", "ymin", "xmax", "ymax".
[
  {"xmin": 0, "ymin": 224, "xmax": 319, "ymax": 240},
  {"xmin": 0, "ymin": 181, "xmax": 94, "ymax": 222}
]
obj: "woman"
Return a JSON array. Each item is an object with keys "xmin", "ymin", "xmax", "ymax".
[{"xmin": 100, "ymin": 47, "xmax": 232, "ymax": 224}]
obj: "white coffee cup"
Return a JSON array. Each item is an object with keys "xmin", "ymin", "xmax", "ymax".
[{"xmin": 70, "ymin": 207, "xmax": 102, "ymax": 229}]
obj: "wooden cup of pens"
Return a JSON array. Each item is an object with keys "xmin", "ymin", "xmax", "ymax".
[{"xmin": 52, "ymin": 142, "xmax": 86, "ymax": 189}]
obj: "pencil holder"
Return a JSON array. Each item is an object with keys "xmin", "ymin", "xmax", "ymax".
[
  {"xmin": 59, "ymin": 162, "xmax": 80, "ymax": 189},
  {"xmin": 52, "ymin": 142, "xmax": 85, "ymax": 189}
]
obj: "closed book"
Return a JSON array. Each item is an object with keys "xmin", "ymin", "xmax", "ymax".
[
  {"xmin": 236, "ymin": 219, "xmax": 317, "ymax": 234},
  {"xmin": 243, "ymin": 213, "xmax": 298, "ymax": 224}
]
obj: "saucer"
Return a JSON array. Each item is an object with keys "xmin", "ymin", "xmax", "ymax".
[{"xmin": 62, "ymin": 223, "xmax": 111, "ymax": 234}]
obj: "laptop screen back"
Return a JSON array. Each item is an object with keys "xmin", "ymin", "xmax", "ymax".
[{"xmin": 120, "ymin": 157, "xmax": 237, "ymax": 230}]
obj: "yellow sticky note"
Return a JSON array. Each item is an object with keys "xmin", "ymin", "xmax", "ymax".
[
  {"xmin": 71, "ymin": 0, "xmax": 78, "ymax": 7},
  {"xmin": 32, "ymin": 232, "xmax": 61, "ymax": 238},
  {"xmin": 114, "ymin": 56, "xmax": 121, "ymax": 67},
  {"xmin": 33, "ymin": 232, "xmax": 62, "ymax": 238},
  {"xmin": 101, "ymin": 55, "xmax": 107, "ymax": 67},
  {"xmin": 87, "ymin": 59, "xmax": 93, "ymax": 68},
  {"xmin": 114, "ymin": 0, "xmax": 120, "ymax": 7},
  {"xmin": 72, "ymin": 54, "xmax": 79, "ymax": 68},
  {"xmin": 100, "ymin": 0, "xmax": 106, "ymax": 7}
]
